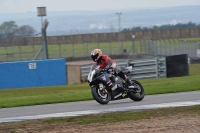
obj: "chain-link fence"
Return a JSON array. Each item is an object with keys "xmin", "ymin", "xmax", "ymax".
[
  {"xmin": 0, "ymin": 37, "xmax": 200, "ymax": 62},
  {"xmin": 0, "ymin": 37, "xmax": 134, "ymax": 62},
  {"xmin": 133, "ymin": 39, "xmax": 200, "ymax": 58}
]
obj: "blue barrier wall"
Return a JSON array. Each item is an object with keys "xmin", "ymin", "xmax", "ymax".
[{"xmin": 0, "ymin": 58, "xmax": 67, "ymax": 89}]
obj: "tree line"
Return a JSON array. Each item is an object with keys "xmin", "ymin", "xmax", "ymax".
[
  {"xmin": 0, "ymin": 21, "xmax": 36, "ymax": 38},
  {"xmin": 122, "ymin": 22, "xmax": 200, "ymax": 32},
  {"xmin": 1, "ymin": 21, "xmax": 200, "ymax": 37}
]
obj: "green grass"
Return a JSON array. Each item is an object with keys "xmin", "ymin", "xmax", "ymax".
[
  {"xmin": 0, "ymin": 84, "xmax": 91, "ymax": 108},
  {"xmin": 189, "ymin": 64, "xmax": 200, "ymax": 75},
  {"xmin": 0, "ymin": 64, "xmax": 200, "ymax": 108}
]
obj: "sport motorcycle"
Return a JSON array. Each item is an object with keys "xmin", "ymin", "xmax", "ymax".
[{"xmin": 87, "ymin": 64, "xmax": 145, "ymax": 104}]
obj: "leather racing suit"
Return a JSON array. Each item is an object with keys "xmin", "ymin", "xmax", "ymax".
[{"xmin": 95, "ymin": 55, "xmax": 130, "ymax": 88}]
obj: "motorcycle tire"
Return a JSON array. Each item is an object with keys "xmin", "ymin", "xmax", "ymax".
[
  {"xmin": 91, "ymin": 86, "xmax": 111, "ymax": 104},
  {"xmin": 128, "ymin": 80, "xmax": 145, "ymax": 101}
]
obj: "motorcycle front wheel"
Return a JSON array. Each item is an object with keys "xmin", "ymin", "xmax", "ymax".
[{"xmin": 91, "ymin": 86, "xmax": 111, "ymax": 104}]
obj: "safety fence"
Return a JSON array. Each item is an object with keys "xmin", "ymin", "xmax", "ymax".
[
  {"xmin": 135, "ymin": 39, "xmax": 200, "ymax": 58},
  {"xmin": 0, "ymin": 40, "xmax": 133, "ymax": 62},
  {"xmin": 80, "ymin": 57, "xmax": 166, "ymax": 81},
  {"xmin": 0, "ymin": 38, "xmax": 199, "ymax": 63}
]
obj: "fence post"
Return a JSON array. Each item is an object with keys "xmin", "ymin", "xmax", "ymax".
[
  {"xmin": 83, "ymin": 43, "xmax": 85, "ymax": 57},
  {"xmin": 191, "ymin": 41, "xmax": 195, "ymax": 57},
  {"xmin": 72, "ymin": 35, "xmax": 75, "ymax": 58},
  {"xmin": 171, "ymin": 39, "xmax": 174, "ymax": 55},
  {"xmin": 154, "ymin": 40, "xmax": 158, "ymax": 56},
  {"xmin": 109, "ymin": 41, "xmax": 112, "ymax": 55},
  {"xmin": 179, "ymin": 40, "xmax": 183, "ymax": 55},
  {"xmin": 158, "ymin": 39, "xmax": 161, "ymax": 55},
  {"xmin": 97, "ymin": 34, "xmax": 99, "ymax": 49},
  {"xmin": 97, "ymin": 42, "xmax": 99, "ymax": 49},
  {"xmin": 86, "ymin": 43, "xmax": 88, "ymax": 56},
  {"xmin": 147, "ymin": 39, "xmax": 152, "ymax": 55},
  {"xmin": 169, "ymin": 39, "xmax": 172, "ymax": 55},
  {"xmin": 144, "ymin": 39, "xmax": 147, "ymax": 55},
  {"xmin": 72, "ymin": 43, "xmax": 74, "ymax": 57},
  {"xmin": 191, "ymin": 40, "xmax": 195, "ymax": 57},
  {"xmin": 184, "ymin": 40, "xmax": 187, "ymax": 55},
  {"xmin": 18, "ymin": 46, "xmax": 22, "ymax": 61},
  {"xmin": 198, "ymin": 42, "xmax": 200, "ymax": 57},
  {"xmin": 59, "ymin": 43, "xmax": 61, "ymax": 58},
  {"xmin": 31, "ymin": 44, "xmax": 35, "ymax": 58},
  {"xmin": 33, "ymin": 19, "xmax": 49, "ymax": 60},
  {"xmin": 155, "ymin": 56, "xmax": 159, "ymax": 78},
  {"xmin": 168, "ymin": 39, "xmax": 171, "ymax": 56},
  {"xmin": 197, "ymin": 42, "xmax": 200, "ymax": 57},
  {"xmin": 139, "ymin": 39, "xmax": 142, "ymax": 54},
  {"xmin": 4, "ymin": 47, "xmax": 8, "ymax": 62},
  {"xmin": 120, "ymin": 39, "xmax": 124, "ymax": 55},
  {"xmin": 186, "ymin": 40, "xmax": 189, "ymax": 56},
  {"xmin": 41, "ymin": 19, "xmax": 49, "ymax": 59},
  {"xmin": 175, "ymin": 39, "xmax": 178, "ymax": 55},
  {"xmin": 12, "ymin": 38, "xmax": 15, "ymax": 61},
  {"xmin": 164, "ymin": 40, "xmax": 167, "ymax": 56},
  {"xmin": 187, "ymin": 40, "xmax": 191, "ymax": 57},
  {"xmin": 178, "ymin": 40, "xmax": 183, "ymax": 54},
  {"xmin": 160, "ymin": 39, "xmax": 164, "ymax": 56}
]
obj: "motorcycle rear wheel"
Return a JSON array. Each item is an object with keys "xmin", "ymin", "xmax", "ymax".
[
  {"xmin": 128, "ymin": 80, "xmax": 145, "ymax": 101},
  {"xmin": 91, "ymin": 86, "xmax": 111, "ymax": 104}
]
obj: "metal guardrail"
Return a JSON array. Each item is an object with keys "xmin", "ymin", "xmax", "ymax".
[
  {"xmin": 81, "ymin": 57, "xmax": 166, "ymax": 80},
  {"xmin": 129, "ymin": 57, "xmax": 166, "ymax": 80},
  {"xmin": 81, "ymin": 60, "xmax": 129, "ymax": 78}
]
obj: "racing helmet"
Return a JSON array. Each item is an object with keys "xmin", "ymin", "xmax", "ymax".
[{"xmin": 91, "ymin": 49, "xmax": 102, "ymax": 62}]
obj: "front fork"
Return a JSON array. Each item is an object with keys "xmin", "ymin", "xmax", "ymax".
[{"xmin": 98, "ymin": 83, "xmax": 109, "ymax": 94}]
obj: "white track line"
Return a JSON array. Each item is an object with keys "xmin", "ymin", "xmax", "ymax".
[{"xmin": 1, "ymin": 100, "xmax": 200, "ymax": 123}]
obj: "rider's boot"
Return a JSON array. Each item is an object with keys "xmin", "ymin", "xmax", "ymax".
[
  {"xmin": 123, "ymin": 75, "xmax": 132, "ymax": 86},
  {"xmin": 126, "ymin": 78, "xmax": 132, "ymax": 86}
]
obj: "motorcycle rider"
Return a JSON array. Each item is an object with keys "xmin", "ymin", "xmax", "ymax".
[{"xmin": 90, "ymin": 48, "xmax": 132, "ymax": 90}]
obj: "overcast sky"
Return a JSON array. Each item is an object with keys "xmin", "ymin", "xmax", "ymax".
[{"xmin": 0, "ymin": 0, "xmax": 200, "ymax": 13}]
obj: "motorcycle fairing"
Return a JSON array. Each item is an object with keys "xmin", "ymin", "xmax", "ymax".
[{"xmin": 96, "ymin": 73, "xmax": 112, "ymax": 87}]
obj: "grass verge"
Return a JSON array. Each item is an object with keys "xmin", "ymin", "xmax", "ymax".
[
  {"xmin": 0, "ymin": 105, "xmax": 200, "ymax": 132},
  {"xmin": 43, "ymin": 105, "xmax": 200, "ymax": 124}
]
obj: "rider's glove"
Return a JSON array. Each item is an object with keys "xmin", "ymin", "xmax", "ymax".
[{"xmin": 104, "ymin": 68, "xmax": 108, "ymax": 72}]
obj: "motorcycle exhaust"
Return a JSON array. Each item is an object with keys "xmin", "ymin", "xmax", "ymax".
[
  {"xmin": 114, "ymin": 92, "xmax": 127, "ymax": 99},
  {"xmin": 111, "ymin": 84, "xmax": 118, "ymax": 91},
  {"xmin": 114, "ymin": 93, "xmax": 122, "ymax": 99}
]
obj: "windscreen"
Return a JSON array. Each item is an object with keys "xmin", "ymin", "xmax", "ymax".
[{"xmin": 89, "ymin": 64, "xmax": 100, "ymax": 71}]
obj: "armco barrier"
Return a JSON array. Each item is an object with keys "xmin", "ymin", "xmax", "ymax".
[
  {"xmin": 0, "ymin": 58, "xmax": 67, "ymax": 89},
  {"xmin": 129, "ymin": 57, "xmax": 166, "ymax": 79},
  {"xmin": 80, "ymin": 57, "xmax": 167, "ymax": 81}
]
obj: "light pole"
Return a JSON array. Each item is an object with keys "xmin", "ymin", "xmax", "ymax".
[
  {"xmin": 37, "ymin": 7, "xmax": 46, "ymax": 27},
  {"xmin": 116, "ymin": 12, "xmax": 122, "ymax": 54},
  {"xmin": 36, "ymin": 7, "xmax": 49, "ymax": 59}
]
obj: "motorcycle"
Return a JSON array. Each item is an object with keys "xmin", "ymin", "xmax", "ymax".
[{"xmin": 87, "ymin": 64, "xmax": 145, "ymax": 104}]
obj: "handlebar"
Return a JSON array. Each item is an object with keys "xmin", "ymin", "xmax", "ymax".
[{"xmin": 102, "ymin": 69, "xmax": 114, "ymax": 74}]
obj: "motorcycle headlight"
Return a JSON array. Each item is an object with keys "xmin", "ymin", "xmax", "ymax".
[{"xmin": 88, "ymin": 70, "xmax": 96, "ymax": 82}]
